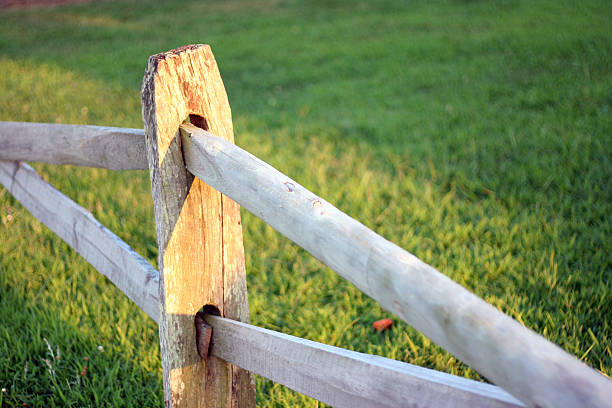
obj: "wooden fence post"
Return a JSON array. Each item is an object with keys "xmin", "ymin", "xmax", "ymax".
[{"xmin": 141, "ymin": 44, "xmax": 255, "ymax": 408}]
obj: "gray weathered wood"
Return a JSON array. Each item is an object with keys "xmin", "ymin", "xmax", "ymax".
[
  {"xmin": 0, "ymin": 160, "xmax": 159, "ymax": 322},
  {"xmin": 142, "ymin": 44, "xmax": 254, "ymax": 408},
  {"xmin": 205, "ymin": 315, "xmax": 524, "ymax": 408},
  {"xmin": 0, "ymin": 121, "xmax": 147, "ymax": 170},
  {"xmin": 181, "ymin": 124, "xmax": 612, "ymax": 408}
]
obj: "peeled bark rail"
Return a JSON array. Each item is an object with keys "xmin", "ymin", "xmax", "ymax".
[
  {"xmin": 1, "ymin": 44, "xmax": 610, "ymax": 408},
  {"xmin": 180, "ymin": 123, "xmax": 612, "ymax": 408},
  {"xmin": 1, "ymin": 120, "xmax": 610, "ymax": 407}
]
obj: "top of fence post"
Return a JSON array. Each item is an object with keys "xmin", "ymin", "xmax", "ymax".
[{"xmin": 141, "ymin": 44, "xmax": 255, "ymax": 408}]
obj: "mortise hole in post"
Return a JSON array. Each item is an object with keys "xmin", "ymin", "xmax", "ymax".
[
  {"xmin": 199, "ymin": 304, "xmax": 221, "ymax": 317},
  {"xmin": 188, "ymin": 114, "xmax": 209, "ymax": 131}
]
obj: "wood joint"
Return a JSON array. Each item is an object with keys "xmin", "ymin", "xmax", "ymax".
[{"xmin": 195, "ymin": 312, "xmax": 213, "ymax": 359}]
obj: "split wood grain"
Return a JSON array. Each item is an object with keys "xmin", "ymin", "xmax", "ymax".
[
  {"xmin": 0, "ymin": 160, "xmax": 159, "ymax": 322},
  {"xmin": 205, "ymin": 315, "xmax": 525, "ymax": 408},
  {"xmin": 180, "ymin": 124, "xmax": 612, "ymax": 408},
  {"xmin": 0, "ymin": 121, "xmax": 147, "ymax": 170},
  {"xmin": 141, "ymin": 45, "xmax": 254, "ymax": 408}
]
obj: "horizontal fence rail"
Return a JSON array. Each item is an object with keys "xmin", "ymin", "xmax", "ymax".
[
  {"xmin": 0, "ymin": 122, "xmax": 147, "ymax": 170},
  {"xmin": 179, "ymin": 123, "xmax": 612, "ymax": 408},
  {"xmin": 1, "ymin": 120, "xmax": 611, "ymax": 408},
  {"xmin": 0, "ymin": 156, "xmax": 524, "ymax": 408},
  {"xmin": 0, "ymin": 160, "xmax": 160, "ymax": 322},
  {"xmin": 205, "ymin": 315, "xmax": 524, "ymax": 408}
]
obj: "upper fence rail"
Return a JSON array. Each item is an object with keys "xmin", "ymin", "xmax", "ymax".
[
  {"xmin": 1, "ymin": 120, "xmax": 611, "ymax": 408},
  {"xmin": 0, "ymin": 121, "xmax": 147, "ymax": 170}
]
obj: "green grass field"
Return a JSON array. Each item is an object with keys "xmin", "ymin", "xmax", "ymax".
[{"xmin": 0, "ymin": 0, "xmax": 610, "ymax": 406}]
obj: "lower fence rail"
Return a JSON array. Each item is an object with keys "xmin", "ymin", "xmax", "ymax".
[
  {"xmin": 0, "ymin": 158, "xmax": 526, "ymax": 408},
  {"xmin": 204, "ymin": 315, "xmax": 524, "ymax": 408},
  {"xmin": 0, "ymin": 160, "xmax": 159, "ymax": 321}
]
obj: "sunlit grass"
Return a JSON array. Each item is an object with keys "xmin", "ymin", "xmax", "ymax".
[{"xmin": 0, "ymin": 0, "xmax": 610, "ymax": 406}]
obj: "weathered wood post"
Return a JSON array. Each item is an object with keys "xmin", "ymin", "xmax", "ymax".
[{"xmin": 141, "ymin": 45, "xmax": 255, "ymax": 407}]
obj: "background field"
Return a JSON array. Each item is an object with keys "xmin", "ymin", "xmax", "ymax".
[{"xmin": 0, "ymin": 0, "xmax": 610, "ymax": 406}]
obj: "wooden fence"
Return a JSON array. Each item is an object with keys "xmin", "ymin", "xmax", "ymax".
[{"xmin": 0, "ymin": 45, "xmax": 610, "ymax": 408}]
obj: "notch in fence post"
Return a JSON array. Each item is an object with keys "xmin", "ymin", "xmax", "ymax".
[{"xmin": 141, "ymin": 44, "xmax": 255, "ymax": 408}]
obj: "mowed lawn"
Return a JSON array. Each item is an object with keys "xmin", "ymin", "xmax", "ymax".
[{"xmin": 0, "ymin": 0, "xmax": 610, "ymax": 406}]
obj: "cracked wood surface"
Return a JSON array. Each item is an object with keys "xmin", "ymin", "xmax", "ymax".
[
  {"xmin": 180, "ymin": 124, "xmax": 612, "ymax": 408},
  {"xmin": 0, "ymin": 160, "xmax": 160, "ymax": 321},
  {"xmin": 141, "ymin": 45, "xmax": 254, "ymax": 408}
]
